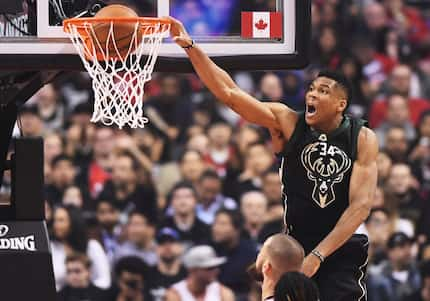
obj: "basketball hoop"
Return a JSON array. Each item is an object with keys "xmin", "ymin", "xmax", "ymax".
[{"xmin": 63, "ymin": 17, "xmax": 170, "ymax": 128}]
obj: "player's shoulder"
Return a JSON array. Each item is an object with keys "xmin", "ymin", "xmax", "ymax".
[
  {"xmin": 357, "ymin": 127, "xmax": 379, "ymax": 162},
  {"xmin": 358, "ymin": 126, "xmax": 377, "ymax": 145},
  {"xmin": 268, "ymin": 103, "xmax": 299, "ymax": 123}
]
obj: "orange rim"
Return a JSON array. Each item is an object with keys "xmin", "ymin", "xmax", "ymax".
[{"xmin": 63, "ymin": 17, "xmax": 171, "ymax": 33}]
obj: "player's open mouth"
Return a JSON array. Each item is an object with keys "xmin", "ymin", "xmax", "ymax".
[{"xmin": 306, "ymin": 105, "xmax": 316, "ymax": 116}]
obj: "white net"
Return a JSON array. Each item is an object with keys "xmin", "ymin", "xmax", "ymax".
[{"xmin": 64, "ymin": 19, "xmax": 170, "ymax": 128}]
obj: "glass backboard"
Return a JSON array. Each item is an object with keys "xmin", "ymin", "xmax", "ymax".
[{"xmin": 0, "ymin": 0, "xmax": 310, "ymax": 72}]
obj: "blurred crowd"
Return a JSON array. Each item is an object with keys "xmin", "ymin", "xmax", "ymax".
[{"xmin": 1, "ymin": 0, "xmax": 430, "ymax": 300}]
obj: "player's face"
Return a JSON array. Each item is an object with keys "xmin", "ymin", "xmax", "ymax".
[
  {"xmin": 305, "ymin": 77, "xmax": 346, "ymax": 128},
  {"xmin": 253, "ymin": 245, "xmax": 267, "ymax": 281}
]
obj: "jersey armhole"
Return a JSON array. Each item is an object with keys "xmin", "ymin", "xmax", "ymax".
[
  {"xmin": 351, "ymin": 118, "xmax": 368, "ymax": 161},
  {"xmin": 276, "ymin": 112, "xmax": 306, "ymax": 158}
]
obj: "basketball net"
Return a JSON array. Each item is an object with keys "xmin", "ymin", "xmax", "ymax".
[{"xmin": 64, "ymin": 18, "xmax": 170, "ymax": 128}]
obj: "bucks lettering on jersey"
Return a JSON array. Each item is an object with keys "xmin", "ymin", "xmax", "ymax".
[{"xmin": 279, "ymin": 113, "xmax": 366, "ymax": 253}]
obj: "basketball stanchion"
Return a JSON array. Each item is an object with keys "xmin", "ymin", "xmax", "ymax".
[{"xmin": 63, "ymin": 5, "xmax": 171, "ymax": 129}]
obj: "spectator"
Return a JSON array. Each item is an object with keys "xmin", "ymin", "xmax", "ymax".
[
  {"xmin": 365, "ymin": 208, "xmax": 393, "ymax": 266},
  {"xmin": 240, "ymin": 191, "xmax": 268, "ymax": 242},
  {"xmin": 178, "ymin": 149, "xmax": 206, "ymax": 186},
  {"xmin": 409, "ymin": 111, "xmax": 430, "ymax": 196},
  {"xmin": 312, "ymin": 25, "xmax": 341, "ymax": 70},
  {"xmin": 211, "ymin": 209, "xmax": 257, "ymax": 298},
  {"xmin": 62, "ymin": 185, "xmax": 84, "ymax": 209},
  {"xmin": 148, "ymin": 227, "xmax": 187, "ymax": 301},
  {"xmin": 352, "ymin": 38, "xmax": 395, "ymax": 94},
  {"xmin": 385, "ymin": 163, "xmax": 422, "ymax": 225},
  {"xmin": 19, "ymin": 105, "xmax": 44, "ymax": 137},
  {"xmin": 274, "ymin": 272, "xmax": 320, "ymax": 301},
  {"xmin": 228, "ymin": 142, "xmax": 274, "ymax": 200},
  {"xmin": 99, "ymin": 153, "xmax": 157, "ymax": 222},
  {"xmin": 233, "ymin": 125, "xmax": 264, "ymax": 164},
  {"xmin": 259, "ymin": 169, "xmax": 285, "ymax": 242},
  {"xmin": 43, "ymin": 132, "xmax": 63, "ymax": 184},
  {"xmin": 409, "ymin": 260, "xmax": 430, "ymax": 301},
  {"xmin": 161, "ymin": 181, "xmax": 210, "ymax": 246},
  {"xmin": 204, "ymin": 122, "xmax": 234, "ymax": 177},
  {"xmin": 258, "ymin": 73, "xmax": 283, "ymax": 102},
  {"xmin": 57, "ymin": 253, "xmax": 107, "ymax": 301},
  {"xmin": 384, "ymin": 126, "xmax": 409, "ymax": 163},
  {"xmin": 282, "ymin": 71, "xmax": 306, "ymax": 111},
  {"xmin": 370, "ymin": 65, "xmax": 430, "ymax": 128},
  {"xmin": 94, "ymin": 199, "xmax": 121, "ymax": 264},
  {"xmin": 108, "ymin": 256, "xmax": 151, "ymax": 301},
  {"xmin": 377, "ymin": 151, "xmax": 393, "ymax": 185},
  {"xmin": 368, "ymin": 232, "xmax": 421, "ymax": 301},
  {"xmin": 115, "ymin": 133, "xmax": 155, "ymax": 174},
  {"xmin": 51, "ymin": 205, "xmax": 111, "ymax": 291},
  {"xmin": 114, "ymin": 210, "xmax": 157, "ymax": 266},
  {"xmin": 146, "ymin": 74, "xmax": 192, "ymax": 142},
  {"xmin": 69, "ymin": 101, "xmax": 92, "ymax": 127},
  {"xmin": 362, "ymin": 2, "xmax": 389, "ymax": 40},
  {"xmin": 187, "ymin": 133, "xmax": 209, "ymax": 154},
  {"xmin": 196, "ymin": 169, "xmax": 237, "ymax": 225},
  {"xmin": 375, "ymin": 94, "xmax": 416, "ymax": 148},
  {"xmin": 383, "ymin": 0, "xmax": 430, "ymax": 46},
  {"xmin": 249, "ymin": 234, "xmax": 304, "ymax": 301},
  {"xmin": 165, "ymin": 245, "xmax": 235, "ymax": 301},
  {"xmin": 45, "ymin": 155, "xmax": 76, "ymax": 205},
  {"xmin": 33, "ymin": 83, "xmax": 64, "ymax": 132},
  {"xmin": 83, "ymin": 126, "xmax": 115, "ymax": 199}
]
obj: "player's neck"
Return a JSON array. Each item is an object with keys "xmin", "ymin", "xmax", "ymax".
[{"xmin": 313, "ymin": 114, "xmax": 344, "ymax": 134}]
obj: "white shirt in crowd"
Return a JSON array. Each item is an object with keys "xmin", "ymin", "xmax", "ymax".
[
  {"xmin": 172, "ymin": 280, "xmax": 223, "ymax": 301},
  {"xmin": 50, "ymin": 239, "xmax": 111, "ymax": 291}
]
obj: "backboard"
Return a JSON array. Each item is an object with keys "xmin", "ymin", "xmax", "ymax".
[{"xmin": 0, "ymin": 0, "xmax": 310, "ymax": 72}]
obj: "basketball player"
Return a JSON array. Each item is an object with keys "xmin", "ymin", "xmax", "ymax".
[
  {"xmin": 249, "ymin": 234, "xmax": 305, "ymax": 301},
  {"xmin": 165, "ymin": 16, "xmax": 378, "ymax": 301}
]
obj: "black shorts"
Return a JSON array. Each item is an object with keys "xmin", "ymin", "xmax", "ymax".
[{"xmin": 312, "ymin": 234, "xmax": 369, "ymax": 301}]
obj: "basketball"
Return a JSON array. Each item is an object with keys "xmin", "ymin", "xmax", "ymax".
[{"xmin": 88, "ymin": 4, "xmax": 141, "ymax": 60}]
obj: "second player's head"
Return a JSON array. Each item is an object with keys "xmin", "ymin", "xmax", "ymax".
[
  {"xmin": 251, "ymin": 234, "xmax": 304, "ymax": 283},
  {"xmin": 305, "ymin": 71, "xmax": 351, "ymax": 130}
]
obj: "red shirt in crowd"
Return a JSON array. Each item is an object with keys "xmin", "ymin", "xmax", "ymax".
[
  {"xmin": 88, "ymin": 162, "xmax": 111, "ymax": 198},
  {"xmin": 369, "ymin": 97, "xmax": 430, "ymax": 128}
]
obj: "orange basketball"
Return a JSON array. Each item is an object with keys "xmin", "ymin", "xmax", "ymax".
[{"xmin": 88, "ymin": 4, "xmax": 142, "ymax": 60}]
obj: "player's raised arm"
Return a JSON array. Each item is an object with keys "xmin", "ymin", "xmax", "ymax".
[{"xmin": 163, "ymin": 16, "xmax": 293, "ymax": 130}]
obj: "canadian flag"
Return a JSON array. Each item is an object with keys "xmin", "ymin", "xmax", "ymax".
[{"xmin": 241, "ymin": 12, "xmax": 282, "ymax": 39}]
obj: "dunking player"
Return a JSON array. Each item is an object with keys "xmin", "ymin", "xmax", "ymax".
[{"xmin": 165, "ymin": 16, "xmax": 378, "ymax": 301}]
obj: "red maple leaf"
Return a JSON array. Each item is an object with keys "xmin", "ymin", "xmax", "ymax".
[{"xmin": 255, "ymin": 19, "xmax": 268, "ymax": 30}]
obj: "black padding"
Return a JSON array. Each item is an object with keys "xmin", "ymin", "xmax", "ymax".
[{"xmin": 12, "ymin": 137, "xmax": 45, "ymax": 221}]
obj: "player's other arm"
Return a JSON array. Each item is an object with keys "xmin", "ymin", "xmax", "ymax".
[
  {"xmin": 164, "ymin": 16, "xmax": 294, "ymax": 129},
  {"xmin": 302, "ymin": 127, "xmax": 378, "ymax": 277}
]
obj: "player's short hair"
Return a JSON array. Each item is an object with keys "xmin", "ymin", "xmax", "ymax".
[
  {"xmin": 265, "ymin": 234, "xmax": 304, "ymax": 274},
  {"xmin": 317, "ymin": 70, "xmax": 351, "ymax": 101},
  {"xmin": 274, "ymin": 271, "xmax": 319, "ymax": 301}
]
